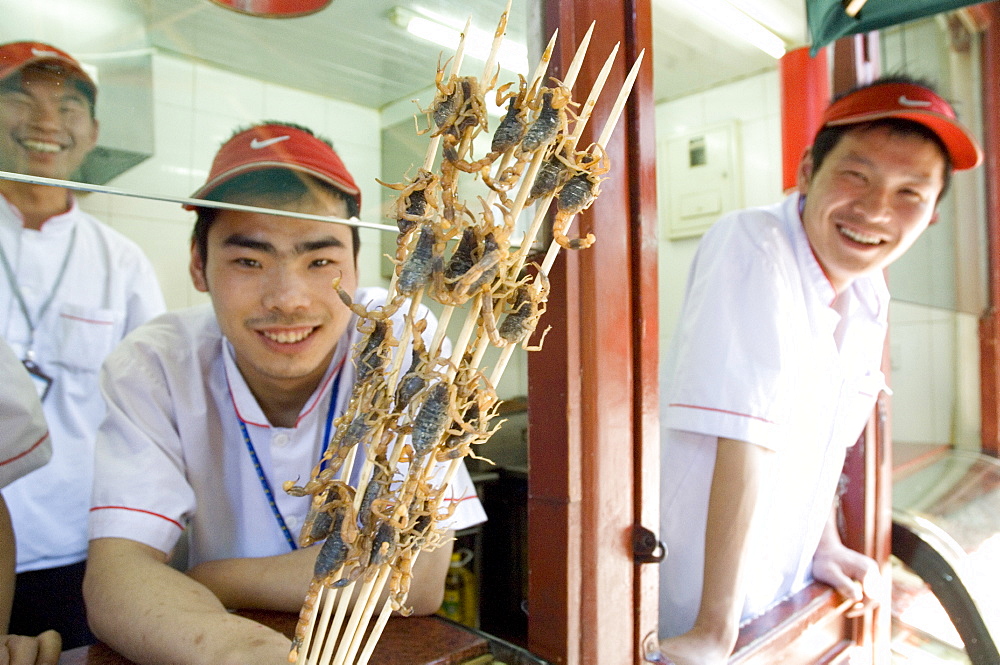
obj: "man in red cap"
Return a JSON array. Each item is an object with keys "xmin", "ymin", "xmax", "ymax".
[
  {"xmin": 83, "ymin": 122, "xmax": 485, "ymax": 664},
  {"xmin": 0, "ymin": 41, "xmax": 164, "ymax": 650},
  {"xmin": 653, "ymin": 75, "xmax": 982, "ymax": 665}
]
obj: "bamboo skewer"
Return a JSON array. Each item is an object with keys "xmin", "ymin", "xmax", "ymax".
[{"xmin": 539, "ymin": 48, "xmax": 645, "ymax": 276}]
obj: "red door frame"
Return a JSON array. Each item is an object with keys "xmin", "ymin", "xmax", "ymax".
[
  {"xmin": 979, "ymin": 2, "xmax": 1000, "ymax": 458},
  {"xmin": 526, "ymin": 1, "xmax": 658, "ymax": 663}
]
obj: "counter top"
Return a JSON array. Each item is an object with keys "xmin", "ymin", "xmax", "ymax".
[{"xmin": 57, "ymin": 612, "xmax": 489, "ymax": 665}]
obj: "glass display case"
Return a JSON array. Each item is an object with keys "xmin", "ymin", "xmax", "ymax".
[{"xmin": 892, "ymin": 447, "xmax": 1000, "ymax": 664}]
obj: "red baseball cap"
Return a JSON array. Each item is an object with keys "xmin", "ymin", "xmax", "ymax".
[
  {"xmin": 0, "ymin": 41, "xmax": 97, "ymax": 101},
  {"xmin": 820, "ymin": 81, "xmax": 981, "ymax": 171},
  {"xmin": 187, "ymin": 123, "xmax": 361, "ymax": 210}
]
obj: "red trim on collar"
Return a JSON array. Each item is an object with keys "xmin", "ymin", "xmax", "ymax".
[{"xmin": 229, "ymin": 351, "xmax": 348, "ymax": 429}]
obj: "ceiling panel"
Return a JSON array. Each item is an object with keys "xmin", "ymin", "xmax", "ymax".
[{"xmin": 143, "ymin": 0, "xmax": 808, "ymax": 108}]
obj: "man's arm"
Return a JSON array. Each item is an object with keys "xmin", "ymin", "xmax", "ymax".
[
  {"xmin": 186, "ymin": 531, "xmax": 455, "ymax": 616},
  {"xmin": 811, "ymin": 508, "xmax": 883, "ymax": 617},
  {"xmin": 84, "ymin": 538, "xmax": 291, "ymax": 665},
  {"xmin": 0, "ymin": 497, "xmax": 61, "ymax": 665},
  {"xmin": 658, "ymin": 437, "xmax": 772, "ymax": 665}
]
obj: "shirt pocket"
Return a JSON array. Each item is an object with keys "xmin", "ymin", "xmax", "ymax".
[
  {"xmin": 45, "ymin": 303, "xmax": 124, "ymax": 372},
  {"xmin": 831, "ymin": 370, "xmax": 886, "ymax": 448}
]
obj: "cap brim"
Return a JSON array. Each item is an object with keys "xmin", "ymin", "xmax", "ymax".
[
  {"xmin": 826, "ymin": 109, "xmax": 982, "ymax": 171},
  {"xmin": 184, "ymin": 162, "xmax": 361, "ymax": 211}
]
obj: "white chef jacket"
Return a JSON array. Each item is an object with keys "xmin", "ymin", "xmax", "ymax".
[
  {"xmin": 90, "ymin": 287, "xmax": 487, "ymax": 566},
  {"xmin": 659, "ymin": 194, "xmax": 889, "ymax": 637},
  {"xmin": 0, "ymin": 339, "xmax": 51, "ymax": 489},
  {"xmin": 0, "ymin": 195, "xmax": 165, "ymax": 572}
]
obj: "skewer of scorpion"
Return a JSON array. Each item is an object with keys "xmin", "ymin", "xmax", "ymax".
[{"xmin": 285, "ymin": 3, "xmax": 644, "ymax": 663}]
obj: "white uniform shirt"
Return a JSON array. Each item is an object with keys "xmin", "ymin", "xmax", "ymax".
[
  {"xmin": 659, "ymin": 194, "xmax": 889, "ymax": 637},
  {"xmin": 0, "ymin": 339, "xmax": 51, "ymax": 489},
  {"xmin": 90, "ymin": 287, "xmax": 486, "ymax": 566},
  {"xmin": 0, "ymin": 195, "xmax": 165, "ymax": 572}
]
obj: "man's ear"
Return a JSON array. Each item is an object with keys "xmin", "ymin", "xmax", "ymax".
[
  {"xmin": 796, "ymin": 147, "xmax": 814, "ymax": 194},
  {"xmin": 189, "ymin": 241, "xmax": 209, "ymax": 293}
]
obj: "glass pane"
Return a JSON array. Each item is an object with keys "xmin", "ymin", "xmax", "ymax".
[
  {"xmin": 2, "ymin": 0, "xmax": 542, "ymax": 653},
  {"xmin": 881, "ymin": 18, "xmax": 988, "ymax": 315},
  {"xmin": 0, "ymin": 0, "xmax": 534, "ymax": 404}
]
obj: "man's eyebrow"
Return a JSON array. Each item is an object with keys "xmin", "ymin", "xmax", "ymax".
[
  {"xmin": 220, "ymin": 234, "xmax": 346, "ymax": 254},
  {"xmin": 296, "ymin": 236, "xmax": 347, "ymax": 253},
  {"xmin": 222, "ymin": 234, "xmax": 276, "ymax": 254}
]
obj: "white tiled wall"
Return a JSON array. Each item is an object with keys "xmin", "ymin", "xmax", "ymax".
[
  {"xmin": 656, "ymin": 70, "xmax": 784, "ymax": 353},
  {"xmin": 77, "ymin": 51, "xmax": 385, "ymax": 311}
]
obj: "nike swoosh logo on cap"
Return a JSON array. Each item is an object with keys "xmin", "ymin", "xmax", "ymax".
[
  {"xmin": 250, "ymin": 136, "xmax": 291, "ymax": 149},
  {"xmin": 31, "ymin": 48, "xmax": 59, "ymax": 58},
  {"xmin": 898, "ymin": 95, "xmax": 932, "ymax": 108}
]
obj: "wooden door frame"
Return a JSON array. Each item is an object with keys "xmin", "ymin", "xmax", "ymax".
[
  {"xmin": 980, "ymin": 2, "xmax": 1000, "ymax": 458},
  {"xmin": 525, "ymin": 1, "xmax": 658, "ymax": 663}
]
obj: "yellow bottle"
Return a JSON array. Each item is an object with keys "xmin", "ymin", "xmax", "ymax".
[{"xmin": 439, "ymin": 549, "xmax": 478, "ymax": 627}]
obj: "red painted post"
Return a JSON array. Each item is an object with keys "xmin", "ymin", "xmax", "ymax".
[
  {"xmin": 980, "ymin": 3, "xmax": 1000, "ymax": 458},
  {"xmin": 778, "ymin": 47, "xmax": 829, "ymax": 192}
]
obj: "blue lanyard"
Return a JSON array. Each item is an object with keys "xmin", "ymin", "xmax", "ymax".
[{"xmin": 238, "ymin": 370, "xmax": 342, "ymax": 551}]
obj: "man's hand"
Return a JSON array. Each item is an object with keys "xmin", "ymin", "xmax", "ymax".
[
  {"xmin": 812, "ymin": 515, "xmax": 883, "ymax": 618},
  {"xmin": 1, "ymin": 630, "xmax": 61, "ymax": 665}
]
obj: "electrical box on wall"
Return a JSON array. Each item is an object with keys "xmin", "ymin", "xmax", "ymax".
[{"xmin": 658, "ymin": 121, "xmax": 742, "ymax": 240}]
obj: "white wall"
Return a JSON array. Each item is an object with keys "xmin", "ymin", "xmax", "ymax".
[{"xmin": 656, "ymin": 70, "xmax": 784, "ymax": 354}]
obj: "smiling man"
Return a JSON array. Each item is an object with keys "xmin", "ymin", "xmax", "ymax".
[
  {"xmin": 0, "ymin": 41, "xmax": 164, "ymax": 648},
  {"xmin": 654, "ymin": 76, "xmax": 981, "ymax": 665},
  {"xmin": 83, "ymin": 123, "xmax": 485, "ymax": 665}
]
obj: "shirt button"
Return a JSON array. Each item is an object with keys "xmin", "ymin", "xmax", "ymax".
[
  {"xmin": 273, "ymin": 433, "xmax": 289, "ymax": 447},
  {"xmin": 286, "ymin": 516, "xmax": 299, "ymax": 529}
]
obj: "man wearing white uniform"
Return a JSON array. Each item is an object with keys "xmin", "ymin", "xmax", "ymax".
[
  {"xmin": 1, "ymin": 339, "xmax": 60, "ymax": 665},
  {"xmin": 0, "ymin": 41, "xmax": 164, "ymax": 648},
  {"xmin": 654, "ymin": 76, "xmax": 982, "ymax": 665},
  {"xmin": 85, "ymin": 123, "xmax": 486, "ymax": 665}
]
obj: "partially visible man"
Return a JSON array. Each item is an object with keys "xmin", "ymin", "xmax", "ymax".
[
  {"xmin": 655, "ymin": 76, "xmax": 982, "ymax": 665},
  {"xmin": 84, "ymin": 123, "xmax": 486, "ymax": 665},
  {"xmin": 1, "ymin": 338, "xmax": 60, "ymax": 665},
  {"xmin": 0, "ymin": 41, "xmax": 165, "ymax": 648}
]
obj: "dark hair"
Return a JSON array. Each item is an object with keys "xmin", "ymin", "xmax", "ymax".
[
  {"xmin": 810, "ymin": 75, "xmax": 953, "ymax": 201},
  {"xmin": 192, "ymin": 123, "xmax": 360, "ymax": 262}
]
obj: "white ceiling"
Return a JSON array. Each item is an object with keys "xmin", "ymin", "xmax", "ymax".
[
  {"xmin": 141, "ymin": 0, "xmax": 809, "ymax": 108},
  {"xmin": 2, "ymin": 0, "xmax": 810, "ymax": 110}
]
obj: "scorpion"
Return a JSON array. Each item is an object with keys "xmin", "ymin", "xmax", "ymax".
[
  {"xmin": 489, "ymin": 75, "xmax": 530, "ymax": 157},
  {"xmin": 552, "ymin": 145, "xmax": 610, "ymax": 250},
  {"xmin": 522, "ymin": 83, "xmax": 574, "ymax": 152},
  {"xmin": 396, "ymin": 222, "xmax": 444, "ymax": 297},
  {"xmin": 395, "ymin": 319, "xmax": 431, "ymax": 411},
  {"xmin": 482, "ymin": 80, "xmax": 574, "ymax": 198},
  {"xmin": 410, "ymin": 381, "xmax": 452, "ymax": 460},
  {"xmin": 419, "ymin": 63, "xmax": 493, "ymax": 175},
  {"xmin": 377, "ymin": 168, "xmax": 440, "ymax": 236},
  {"xmin": 528, "ymin": 150, "xmax": 573, "ymax": 203},
  {"xmin": 333, "ymin": 276, "xmax": 404, "ymax": 383},
  {"xmin": 496, "ymin": 271, "xmax": 551, "ymax": 349}
]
